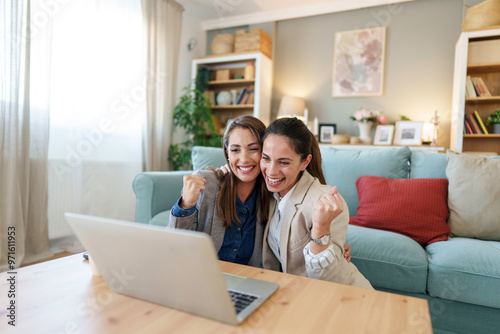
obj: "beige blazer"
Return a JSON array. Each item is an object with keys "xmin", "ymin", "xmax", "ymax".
[{"xmin": 262, "ymin": 171, "xmax": 372, "ymax": 289}]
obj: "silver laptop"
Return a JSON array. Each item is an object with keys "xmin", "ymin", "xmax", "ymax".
[{"xmin": 65, "ymin": 213, "xmax": 278, "ymax": 325}]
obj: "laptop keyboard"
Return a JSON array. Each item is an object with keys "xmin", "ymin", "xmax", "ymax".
[{"xmin": 229, "ymin": 290, "xmax": 258, "ymax": 314}]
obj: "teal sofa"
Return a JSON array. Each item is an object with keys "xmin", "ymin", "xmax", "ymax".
[{"xmin": 132, "ymin": 146, "xmax": 500, "ymax": 334}]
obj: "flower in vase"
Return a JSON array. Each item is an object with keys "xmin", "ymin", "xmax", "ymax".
[{"xmin": 350, "ymin": 108, "xmax": 386, "ymax": 124}]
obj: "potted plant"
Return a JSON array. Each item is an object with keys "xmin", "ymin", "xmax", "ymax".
[
  {"xmin": 487, "ymin": 109, "xmax": 500, "ymax": 134},
  {"xmin": 168, "ymin": 86, "xmax": 222, "ymax": 170}
]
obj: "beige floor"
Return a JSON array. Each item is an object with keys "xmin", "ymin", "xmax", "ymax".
[{"xmin": 21, "ymin": 251, "xmax": 76, "ymax": 267}]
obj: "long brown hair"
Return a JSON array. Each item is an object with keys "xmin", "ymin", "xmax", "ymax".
[
  {"xmin": 217, "ymin": 116, "xmax": 269, "ymax": 228},
  {"xmin": 262, "ymin": 117, "xmax": 326, "ymax": 184}
]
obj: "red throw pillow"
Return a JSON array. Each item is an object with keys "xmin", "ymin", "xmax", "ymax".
[{"xmin": 349, "ymin": 176, "xmax": 450, "ymax": 247}]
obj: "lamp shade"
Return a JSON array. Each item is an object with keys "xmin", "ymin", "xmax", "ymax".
[{"xmin": 278, "ymin": 96, "xmax": 306, "ymax": 121}]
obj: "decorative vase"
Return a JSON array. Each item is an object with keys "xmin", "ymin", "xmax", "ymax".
[
  {"xmin": 356, "ymin": 121, "xmax": 373, "ymax": 144},
  {"xmin": 493, "ymin": 123, "xmax": 500, "ymax": 134}
]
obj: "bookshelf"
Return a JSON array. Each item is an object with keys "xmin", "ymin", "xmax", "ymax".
[
  {"xmin": 191, "ymin": 52, "xmax": 272, "ymax": 127},
  {"xmin": 451, "ymin": 27, "xmax": 500, "ymax": 154}
]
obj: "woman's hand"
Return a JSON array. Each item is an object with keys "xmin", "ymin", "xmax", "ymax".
[
  {"xmin": 344, "ymin": 243, "xmax": 351, "ymax": 263},
  {"xmin": 311, "ymin": 186, "xmax": 344, "ymax": 237},
  {"xmin": 216, "ymin": 164, "xmax": 230, "ymax": 175},
  {"xmin": 180, "ymin": 174, "xmax": 206, "ymax": 209}
]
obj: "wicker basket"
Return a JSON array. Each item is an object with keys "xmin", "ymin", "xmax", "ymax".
[
  {"xmin": 210, "ymin": 33, "xmax": 234, "ymax": 55},
  {"xmin": 234, "ymin": 28, "xmax": 272, "ymax": 58},
  {"xmin": 462, "ymin": 0, "xmax": 500, "ymax": 31}
]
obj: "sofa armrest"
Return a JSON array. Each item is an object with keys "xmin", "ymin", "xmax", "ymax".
[{"xmin": 132, "ymin": 171, "xmax": 192, "ymax": 224}]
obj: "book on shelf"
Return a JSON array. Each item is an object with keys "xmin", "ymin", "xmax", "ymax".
[
  {"xmin": 473, "ymin": 110, "xmax": 489, "ymax": 134},
  {"xmin": 204, "ymin": 90, "xmax": 215, "ymax": 106},
  {"xmin": 239, "ymin": 90, "xmax": 250, "ymax": 104},
  {"xmin": 470, "ymin": 112, "xmax": 484, "ymax": 134},
  {"xmin": 464, "ymin": 118, "xmax": 471, "ymax": 134},
  {"xmin": 465, "ymin": 76, "xmax": 477, "ymax": 98},
  {"xmin": 235, "ymin": 88, "xmax": 247, "ymax": 104},
  {"xmin": 244, "ymin": 85, "xmax": 254, "ymax": 105},
  {"xmin": 239, "ymin": 85, "xmax": 254, "ymax": 105},
  {"xmin": 465, "ymin": 113, "xmax": 482, "ymax": 134},
  {"xmin": 476, "ymin": 77, "xmax": 492, "ymax": 97},
  {"xmin": 470, "ymin": 77, "xmax": 492, "ymax": 97}
]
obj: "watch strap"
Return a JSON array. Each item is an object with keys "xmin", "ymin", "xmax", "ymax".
[{"xmin": 310, "ymin": 234, "xmax": 331, "ymax": 245}]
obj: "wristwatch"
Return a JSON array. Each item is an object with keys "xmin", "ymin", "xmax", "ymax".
[{"xmin": 310, "ymin": 234, "xmax": 331, "ymax": 246}]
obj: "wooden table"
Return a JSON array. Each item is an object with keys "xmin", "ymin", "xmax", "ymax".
[{"xmin": 0, "ymin": 254, "xmax": 432, "ymax": 333}]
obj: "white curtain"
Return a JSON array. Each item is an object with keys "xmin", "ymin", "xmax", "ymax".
[
  {"xmin": 0, "ymin": 0, "xmax": 53, "ymax": 270},
  {"xmin": 47, "ymin": 0, "xmax": 144, "ymax": 249},
  {"xmin": 141, "ymin": 0, "xmax": 184, "ymax": 171}
]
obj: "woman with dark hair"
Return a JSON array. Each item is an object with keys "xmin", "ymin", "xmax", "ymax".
[{"xmin": 260, "ymin": 117, "xmax": 372, "ymax": 288}]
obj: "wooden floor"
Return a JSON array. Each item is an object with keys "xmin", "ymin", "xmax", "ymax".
[{"xmin": 21, "ymin": 251, "xmax": 76, "ymax": 267}]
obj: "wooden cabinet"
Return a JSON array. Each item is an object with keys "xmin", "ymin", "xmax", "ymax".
[
  {"xmin": 451, "ymin": 27, "xmax": 500, "ymax": 154},
  {"xmin": 191, "ymin": 52, "xmax": 272, "ymax": 127}
]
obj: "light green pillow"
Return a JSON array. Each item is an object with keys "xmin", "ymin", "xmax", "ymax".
[
  {"xmin": 446, "ymin": 150, "xmax": 500, "ymax": 241},
  {"xmin": 192, "ymin": 146, "xmax": 226, "ymax": 171}
]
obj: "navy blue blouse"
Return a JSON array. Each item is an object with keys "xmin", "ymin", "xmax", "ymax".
[{"xmin": 171, "ymin": 189, "xmax": 257, "ymax": 265}]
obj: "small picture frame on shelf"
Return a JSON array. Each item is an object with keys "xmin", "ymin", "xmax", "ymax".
[
  {"xmin": 374, "ymin": 125, "xmax": 394, "ymax": 145},
  {"xmin": 319, "ymin": 124, "xmax": 337, "ymax": 143},
  {"xmin": 393, "ymin": 121, "xmax": 423, "ymax": 146}
]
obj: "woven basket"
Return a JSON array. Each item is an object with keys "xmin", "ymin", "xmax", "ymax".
[
  {"xmin": 210, "ymin": 33, "xmax": 234, "ymax": 55},
  {"xmin": 234, "ymin": 28, "xmax": 272, "ymax": 58},
  {"xmin": 462, "ymin": 0, "xmax": 500, "ymax": 30}
]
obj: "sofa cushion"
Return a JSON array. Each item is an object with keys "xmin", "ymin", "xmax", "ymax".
[
  {"xmin": 150, "ymin": 210, "xmax": 171, "ymax": 227},
  {"xmin": 320, "ymin": 146, "xmax": 411, "ymax": 216},
  {"xmin": 410, "ymin": 151, "xmax": 447, "ymax": 178},
  {"xmin": 446, "ymin": 151, "xmax": 500, "ymax": 241},
  {"xmin": 346, "ymin": 224, "xmax": 428, "ymax": 293},
  {"xmin": 192, "ymin": 146, "xmax": 226, "ymax": 171},
  {"xmin": 350, "ymin": 176, "xmax": 450, "ymax": 246},
  {"xmin": 426, "ymin": 237, "xmax": 500, "ymax": 309}
]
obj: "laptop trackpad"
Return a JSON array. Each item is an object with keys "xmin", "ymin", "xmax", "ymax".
[{"xmin": 223, "ymin": 273, "xmax": 247, "ymax": 289}]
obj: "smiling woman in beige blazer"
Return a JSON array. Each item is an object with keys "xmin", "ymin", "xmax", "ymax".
[{"xmin": 260, "ymin": 117, "xmax": 372, "ymax": 289}]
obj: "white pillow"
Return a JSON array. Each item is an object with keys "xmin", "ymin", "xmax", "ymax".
[{"xmin": 446, "ymin": 150, "xmax": 500, "ymax": 241}]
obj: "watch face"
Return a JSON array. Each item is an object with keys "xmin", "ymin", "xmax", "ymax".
[{"xmin": 311, "ymin": 235, "xmax": 330, "ymax": 245}]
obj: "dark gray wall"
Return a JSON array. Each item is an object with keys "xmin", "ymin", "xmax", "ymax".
[{"xmin": 272, "ymin": 0, "xmax": 465, "ymax": 148}]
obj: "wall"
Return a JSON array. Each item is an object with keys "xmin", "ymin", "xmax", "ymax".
[
  {"xmin": 272, "ymin": 0, "xmax": 465, "ymax": 149},
  {"xmin": 176, "ymin": 11, "xmax": 206, "ymax": 100}
]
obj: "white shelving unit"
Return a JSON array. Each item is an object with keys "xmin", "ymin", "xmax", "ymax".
[
  {"xmin": 191, "ymin": 51, "xmax": 273, "ymax": 126},
  {"xmin": 450, "ymin": 27, "xmax": 500, "ymax": 154}
]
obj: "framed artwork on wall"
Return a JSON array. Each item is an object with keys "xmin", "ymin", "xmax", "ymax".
[
  {"xmin": 393, "ymin": 121, "xmax": 423, "ymax": 146},
  {"xmin": 332, "ymin": 27, "xmax": 386, "ymax": 97},
  {"xmin": 319, "ymin": 124, "xmax": 337, "ymax": 143},
  {"xmin": 374, "ymin": 125, "xmax": 394, "ymax": 145}
]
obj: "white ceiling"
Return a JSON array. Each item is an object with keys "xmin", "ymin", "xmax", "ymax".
[
  {"xmin": 177, "ymin": 0, "xmax": 333, "ymax": 21},
  {"xmin": 177, "ymin": 0, "xmax": 418, "ymax": 30}
]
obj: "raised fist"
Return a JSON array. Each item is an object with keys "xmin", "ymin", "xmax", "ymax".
[
  {"xmin": 311, "ymin": 186, "xmax": 344, "ymax": 234},
  {"xmin": 180, "ymin": 174, "xmax": 206, "ymax": 208}
]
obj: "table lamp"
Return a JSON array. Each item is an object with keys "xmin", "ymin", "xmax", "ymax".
[{"xmin": 277, "ymin": 96, "xmax": 307, "ymax": 123}]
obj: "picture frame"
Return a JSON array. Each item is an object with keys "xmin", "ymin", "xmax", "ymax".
[
  {"xmin": 332, "ymin": 27, "xmax": 386, "ymax": 97},
  {"xmin": 374, "ymin": 125, "xmax": 394, "ymax": 145},
  {"xmin": 393, "ymin": 121, "xmax": 423, "ymax": 146},
  {"xmin": 319, "ymin": 124, "xmax": 337, "ymax": 143}
]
